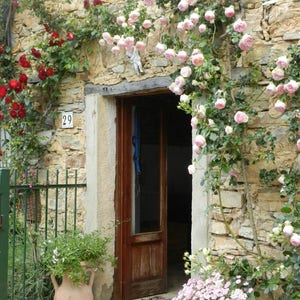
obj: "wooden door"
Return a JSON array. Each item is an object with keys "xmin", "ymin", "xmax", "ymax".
[{"xmin": 116, "ymin": 96, "xmax": 167, "ymax": 300}]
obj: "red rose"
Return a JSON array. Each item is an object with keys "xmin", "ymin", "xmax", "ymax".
[
  {"xmin": 49, "ymin": 40, "xmax": 55, "ymax": 47},
  {"xmin": 51, "ymin": 32, "xmax": 60, "ymax": 39},
  {"xmin": 10, "ymin": 110, "xmax": 18, "ymax": 118},
  {"xmin": 31, "ymin": 48, "xmax": 42, "ymax": 58},
  {"xmin": 0, "ymin": 112, "xmax": 4, "ymax": 120},
  {"xmin": 58, "ymin": 39, "xmax": 65, "ymax": 46},
  {"xmin": 8, "ymin": 79, "xmax": 20, "ymax": 90},
  {"xmin": 18, "ymin": 54, "xmax": 31, "ymax": 68},
  {"xmin": 11, "ymin": 102, "xmax": 20, "ymax": 111},
  {"xmin": 12, "ymin": 0, "xmax": 18, "ymax": 8},
  {"xmin": 0, "ymin": 86, "xmax": 7, "ymax": 97},
  {"xmin": 38, "ymin": 66, "xmax": 47, "ymax": 80},
  {"xmin": 93, "ymin": 0, "xmax": 102, "ymax": 5},
  {"xmin": 5, "ymin": 96, "xmax": 11, "ymax": 104},
  {"xmin": 19, "ymin": 73, "xmax": 28, "ymax": 84},
  {"xmin": 84, "ymin": 0, "xmax": 90, "ymax": 8},
  {"xmin": 0, "ymin": 45, "xmax": 4, "ymax": 54},
  {"xmin": 66, "ymin": 32, "xmax": 74, "ymax": 41},
  {"xmin": 18, "ymin": 109, "xmax": 26, "ymax": 118},
  {"xmin": 46, "ymin": 68, "xmax": 54, "ymax": 77}
]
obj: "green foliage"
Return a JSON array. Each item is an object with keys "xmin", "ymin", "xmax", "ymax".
[{"xmin": 41, "ymin": 230, "xmax": 115, "ymax": 286}]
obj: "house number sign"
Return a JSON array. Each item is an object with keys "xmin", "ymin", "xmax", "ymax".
[{"xmin": 61, "ymin": 112, "xmax": 74, "ymax": 128}]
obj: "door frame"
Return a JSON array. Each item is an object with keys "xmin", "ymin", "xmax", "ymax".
[{"xmin": 114, "ymin": 95, "xmax": 168, "ymax": 300}]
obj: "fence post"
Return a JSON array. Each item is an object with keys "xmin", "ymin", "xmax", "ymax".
[{"xmin": 0, "ymin": 168, "xmax": 9, "ymax": 300}]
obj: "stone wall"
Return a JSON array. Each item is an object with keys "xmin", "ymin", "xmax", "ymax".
[{"xmin": 11, "ymin": 0, "xmax": 300, "ymax": 298}]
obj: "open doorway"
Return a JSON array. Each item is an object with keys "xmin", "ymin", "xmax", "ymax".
[
  {"xmin": 166, "ymin": 99, "xmax": 191, "ymax": 292},
  {"xmin": 116, "ymin": 92, "xmax": 191, "ymax": 299}
]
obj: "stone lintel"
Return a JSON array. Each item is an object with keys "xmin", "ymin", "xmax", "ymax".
[{"xmin": 84, "ymin": 76, "xmax": 172, "ymax": 96}]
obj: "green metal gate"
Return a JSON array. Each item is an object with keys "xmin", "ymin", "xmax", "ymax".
[{"xmin": 0, "ymin": 168, "xmax": 86, "ymax": 300}]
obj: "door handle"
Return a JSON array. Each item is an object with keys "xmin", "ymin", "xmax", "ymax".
[{"xmin": 0, "ymin": 215, "xmax": 2, "ymax": 230}]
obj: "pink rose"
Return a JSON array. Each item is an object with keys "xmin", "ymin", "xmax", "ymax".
[
  {"xmin": 102, "ymin": 32, "xmax": 113, "ymax": 44},
  {"xmin": 284, "ymin": 80, "xmax": 299, "ymax": 94},
  {"xmin": 116, "ymin": 16, "xmax": 126, "ymax": 26},
  {"xmin": 188, "ymin": 0, "xmax": 197, "ymax": 5},
  {"xmin": 297, "ymin": 139, "xmax": 300, "ymax": 151},
  {"xmin": 225, "ymin": 5, "xmax": 235, "ymax": 18},
  {"xmin": 193, "ymin": 145, "xmax": 200, "ymax": 154},
  {"xmin": 276, "ymin": 83, "xmax": 285, "ymax": 95},
  {"xmin": 283, "ymin": 225, "xmax": 294, "ymax": 236},
  {"xmin": 238, "ymin": 34, "xmax": 253, "ymax": 51},
  {"xmin": 159, "ymin": 16, "xmax": 168, "ymax": 26},
  {"xmin": 183, "ymin": 19, "xmax": 195, "ymax": 30},
  {"xmin": 177, "ymin": 51, "xmax": 188, "ymax": 63},
  {"xmin": 290, "ymin": 233, "xmax": 300, "ymax": 247},
  {"xmin": 111, "ymin": 46, "xmax": 120, "ymax": 54},
  {"xmin": 135, "ymin": 41, "xmax": 146, "ymax": 51},
  {"xmin": 113, "ymin": 35, "xmax": 121, "ymax": 43},
  {"xmin": 129, "ymin": 10, "xmax": 140, "ymax": 22},
  {"xmin": 142, "ymin": 19, "xmax": 152, "ymax": 29},
  {"xmin": 143, "ymin": 0, "xmax": 154, "ymax": 6},
  {"xmin": 127, "ymin": 18, "xmax": 135, "ymax": 26},
  {"xmin": 124, "ymin": 36, "xmax": 135, "ymax": 49},
  {"xmin": 191, "ymin": 116, "xmax": 198, "ymax": 128},
  {"xmin": 175, "ymin": 76, "xmax": 186, "ymax": 87},
  {"xmin": 198, "ymin": 24, "xmax": 207, "ymax": 33},
  {"xmin": 191, "ymin": 53, "xmax": 204, "ymax": 67},
  {"xmin": 274, "ymin": 100, "xmax": 286, "ymax": 113},
  {"xmin": 229, "ymin": 169, "xmax": 239, "ymax": 178},
  {"xmin": 117, "ymin": 38, "xmax": 126, "ymax": 48},
  {"xmin": 180, "ymin": 94, "xmax": 189, "ymax": 102},
  {"xmin": 188, "ymin": 164, "xmax": 195, "ymax": 175},
  {"xmin": 172, "ymin": 85, "xmax": 183, "ymax": 95},
  {"xmin": 233, "ymin": 18, "xmax": 247, "ymax": 32},
  {"xmin": 215, "ymin": 98, "xmax": 226, "ymax": 109},
  {"xmin": 234, "ymin": 111, "xmax": 249, "ymax": 124},
  {"xmin": 177, "ymin": 22, "xmax": 185, "ymax": 32},
  {"xmin": 195, "ymin": 134, "xmax": 206, "ymax": 147},
  {"xmin": 271, "ymin": 67, "xmax": 285, "ymax": 81},
  {"xmin": 266, "ymin": 82, "xmax": 277, "ymax": 95},
  {"xmin": 190, "ymin": 12, "xmax": 200, "ymax": 24},
  {"xmin": 180, "ymin": 66, "xmax": 192, "ymax": 78},
  {"xmin": 178, "ymin": 0, "xmax": 189, "ymax": 11},
  {"xmin": 155, "ymin": 43, "xmax": 166, "ymax": 54},
  {"xmin": 204, "ymin": 10, "xmax": 215, "ymax": 23},
  {"xmin": 276, "ymin": 55, "xmax": 289, "ymax": 69},
  {"xmin": 164, "ymin": 48, "xmax": 176, "ymax": 60},
  {"xmin": 225, "ymin": 125, "xmax": 233, "ymax": 134}
]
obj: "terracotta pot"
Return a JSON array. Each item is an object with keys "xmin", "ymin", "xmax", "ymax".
[{"xmin": 51, "ymin": 269, "xmax": 95, "ymax": 300}]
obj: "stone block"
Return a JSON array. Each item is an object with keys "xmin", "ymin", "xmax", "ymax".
[
  {"xmin": 210, "ymin": 220, "xmax": 228, "ymax": 235},
  {"xmin": 212, "ymin": 191, "xmax": 244, "ymax": 208}
]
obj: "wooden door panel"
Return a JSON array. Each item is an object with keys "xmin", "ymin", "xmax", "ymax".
[{"xmin": 132, "ymin": 241, "xmax": 163, "ymax": 281}]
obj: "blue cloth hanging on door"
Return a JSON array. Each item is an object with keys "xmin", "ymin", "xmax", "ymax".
[{"xmin": 133, "ymin": 108, "xmax": 141, "ymax": 174}]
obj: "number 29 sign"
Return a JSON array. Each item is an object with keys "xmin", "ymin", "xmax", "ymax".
[{"xmin": 61, "ymin": 112, "xmax": 74, "ymax": 128}]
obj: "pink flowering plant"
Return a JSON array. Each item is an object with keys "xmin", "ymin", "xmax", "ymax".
[{"xmin": 173, "ymin": 249, "xmax": 255, "ymax": 300}]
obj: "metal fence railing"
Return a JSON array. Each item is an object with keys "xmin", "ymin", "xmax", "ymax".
[{"xmin": 0, "ymin": 168, "xmax": 87, "ymax": 300}]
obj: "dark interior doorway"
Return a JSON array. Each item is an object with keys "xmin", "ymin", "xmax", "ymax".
[{"xmin": 166, "ymin": 98, "xmax": 191, "ymax": 291}]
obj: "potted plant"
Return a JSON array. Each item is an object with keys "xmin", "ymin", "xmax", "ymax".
[{"xmin": 41, "ymin": 230, "xmax": 115, "ymax": 300}]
